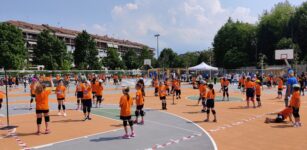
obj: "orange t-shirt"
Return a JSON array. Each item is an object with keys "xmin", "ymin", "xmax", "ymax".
[
  {"xmin": 255, "ymin": 84, "xmax": 261, "ymax": 96},
  {"xmin": 278, "ymin": 80, "xmax": 283, "ymax": 89},
  {"xmin": 245, "ymin": 81, "xmax": 255, "ymax": 89},
  {"xmin": 290, "ymin": 91, "xmax": 300, "ymax": 108},
  {"xmin": 206, "ymin": 90, "xmax": 215, "ymax": 100},
  {"xmin": 119, "ymin": 95, "xmax": 133, "ymax": 116},
  {"xmin": 279, "ymin": 107, "xmax": 293, "ymax": 119},
  {"xmin": 36, "ymin": 89, "xmax": 51, "ymax": 110},
  {"xmin": 174, "ymin": 81, "xmax": 180, "ymax": 90},
  {"xmin": 0, "ymin": 92, "xmax": 5, "ymax": 99},
  {"xmin": 159, "ymin": 85, "xmax": 167, "ymax": 97},
  {"xmin": 92, "ymin": 81, "xmax": 99, "ymax": 93},
  {"xmin": 82, "ymin": 85, "xmax": 92, "ymax": 100},
  {"xmin": 30, "ymin": 83, "xmax": 36, "ymax": 95},
  {"xmin": 199, "ymin": 85, "xmax": 207, "ymax": 98},
  {"xmin": 76, "ymin": 83, "xmax": 84, "ymax": 92},
  {"xmin": 136, "ymin": 90, "xmax": 144, "ymax": 106},
  {"xmin": 55, "ymin": 85, "xmax": 66, "ymax": 99},
  {"xmin": 222, "ymin": 80, "xmax": 230, "ymax": 86},
  {"xmin": 154, "ymin": 80, "xmax": 159, "ymax": 88},
  {"xmin": 96, "ymin": 85, "xmax": 104, "ymax": 96}
]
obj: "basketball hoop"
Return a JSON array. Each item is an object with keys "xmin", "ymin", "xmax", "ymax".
[
  {"xmin": 275, "ymin": 49, "xmax": 293, "ymax": 68},
  {"xmin": 280, "ymin": 54, "xmax": 288, "ymax": 60}
]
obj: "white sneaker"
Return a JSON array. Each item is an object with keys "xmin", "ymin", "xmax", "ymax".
[
  {"xmin": 58, "ymin": 112, "xmax": 62, "ymax": 116},
  {"xmin": 63, "ymin": 113, "xmax": 67, "ymax": 117},
  {"xmin": 293, "ymin": 122, "xmax": 299, "ymax": 128}
]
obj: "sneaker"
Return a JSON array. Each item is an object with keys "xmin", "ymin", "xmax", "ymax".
[
  {"xmin": 133, "ymin": 120, "xmax": 138, "ymax": 124},
  {"xmin": 140, "ymin": 120, "xmax": 144, "ymax": 125},
  {"xmin": 87, "ymin": 116, "xmax": 92, "ymax": 120},
  {"xmin": 122, "ymin": 134, "xmax": 130, "ymax": 139},
  {"xmin": 298, "ymin": 122, "xmax": 302, "ymax": 127},
  {"xmin": 63, "ymin": 113, "xmax": 67, "ymax": 117},
  {"xmin": 58, "ymin": 112, "xmax": 62, "ymax": 116},
  {"xmin": 130, "ymin": 132, "xmax": 136, "ymax": 137},
  {"xmin": 293, "ymin": 123, "xmax": 299, "ymax": 128},
  {"xmin": 204, "ymin": 119, "xmax": 209, "ymax": 122},
  {"xmin": 83, "ymin": 117, "xmax": 88, "ymax": 121},
  {"xmin": 213, "ymin": 119, "xmax": 217, "ymax": 122}
]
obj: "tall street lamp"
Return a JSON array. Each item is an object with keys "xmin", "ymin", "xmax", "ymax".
[{"xmin": 154, "ymin": 34, "xmax": 160, "ymax": 59}]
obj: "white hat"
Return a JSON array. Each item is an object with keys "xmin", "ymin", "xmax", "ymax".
[
  {"xmin": 99, "ymin": 79, "xmax": 103, "ymax": 83},
  {"xmin": 293, "ymin": 84, "xmax": 300, "ymax": 88}
]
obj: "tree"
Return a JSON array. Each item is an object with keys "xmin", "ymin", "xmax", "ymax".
[
  {"xmin": 0, "ymin": 23, "xmax": 26, "ymax": 69},
  {"xmin": 158, "ymin": 48, "xmax": 180, "ymax": 68},
  {"xmin": 223, "ymin": 48, "xmax": 249, "ymax": 69},
  {"xmin": 104, "ymin": 47, "xmax": 125, "ymax": 69},
  {"xmin": 34, "ymin": 30, "xmax": 71, "ymax": 70},
  {"xmin": 123, "ymin": 49, "xmax": 139, "ymax": 69},
  {"xmin": 197, "ymin": 49, "xmax": 214, "ymax": 65},
  {"xmin": 213, "ymin": 18, "xmax": 256, "ymax": 68},
  {"xmin": 257, "ymin": 1, "xmax": 295, "ymax": 64},
  {"xmin": 178, "ymin": 52, "xmax": 199, "ymax": 68},
  {"xmin": 74, "ymin": 30, "xmax": 100, "ymax": 70},
  {"xmin": 291, "ymin": 2, "xmax": 307, "ymax": 61}
]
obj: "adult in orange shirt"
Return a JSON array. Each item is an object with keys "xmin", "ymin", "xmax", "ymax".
[
  {"xmin": 265, "ymin": 107, "xmax": 293, "ymax": 123},
  {"xmin": 55, "ymin": 80, "xmax": 67, "ymax": 116},
  {"xmin": 255, "ymin": 80, "xmax": 262, "ymax": 107},
  {"xmin": 75, "ymin": 79, "xmax": 84, "ymax": 110},
  {"xmin": 82, "ymin": 81, "xmax": 93, "ymax": 121},
  {"xmin": 290, "ymin": 84, "xmax": 301, "ymax": 127},
  {"xmin": 277, "ymin": 77, "xmax": 284, "ymax": 99},
  {"xmin": 245, "ymin": 77, "xmax": 256, "ymax": 108},
  {"xmin": 35, "ymin": 79, "xmax": 53, "ymax": 134},
  {"xmin": 119, "ymin": 87, "xmax": 135, "ymax": 139},
  {"xmin": 30, "ymin": 78, "xmax": 38, "ymax": 109},
  {"xmin": 198, "ymin": 80, "xmax": 207, "ymax": 112},
  {"xmin": 159, "ymin": 82, "xmax": 167, "ymax": 110},
  {"xmin": 134, "ymin": 83, "xmax": 145, "ymax": 124},
  {"xmin": 222, "ymin": 77, "xmax": 230, "ymax": 101},
  {"xmin": 204, "ymin": 84, "xmax": 217, "ymax": 122},
  {"xmin": 0, "ymin": 91, "xmax": 4, "ymax": 109},
  {"xmin": 95, "ymin": 80, "xmax": 104, "ymax": 108}
]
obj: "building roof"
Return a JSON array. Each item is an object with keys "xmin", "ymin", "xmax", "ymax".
[{"xmin": 6, "ymin": 20, "xmax": 153, "ymax": 50}]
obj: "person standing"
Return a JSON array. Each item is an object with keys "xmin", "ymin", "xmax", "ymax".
[
  {"xmin": 285, "ymin": 70, "xmax": 298, "ymax": 107},
  {"xmin": 82, "ymin": 81, "xmax": 93, "ymax": 121},
  {"xmin": 120, "ymin": 87, "xmax": 135, "ymax": 139},
  {"xmin": 55, "ymin": 80, "xmax": 67, "ymax": 116}
]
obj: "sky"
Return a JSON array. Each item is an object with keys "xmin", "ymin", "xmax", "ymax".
[{"xmin": 0, "ymin": 0, "xmax": 305, "ymax": 54}]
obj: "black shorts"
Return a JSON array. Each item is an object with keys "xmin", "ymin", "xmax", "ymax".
[
  {"xmin": 120, "ymin": 116, "xmax": 131, "ymax": 120},
  {"xmin": 36, "ymin": 109, "xmax": 49, "ymax": 114},
  {"xmin": 223, "ymin": 86, "xmax": 228, "ymax": 92},
  {"xmin": 160, "ymin": 96, "xmax": 166, "ymax": 100},
  {"xmin": 292, "ymin": 107, "xmax": 300, "ymax": 118},
  {"xmin": 96, "ymin": 96, "xmax": 103, "ymax": 102},
  {"xmin": 77, "ymin": 92, "xmax": 83, "ymax": 98},
  {"xmin": 246, "ymin": 88, "xmax": 255, "ymax": 98},
  {"xmin": 82, "ymin": 100, "xmax": 92, "ymax": 107},
  {"xmin": 0, "ymin": 99, "xmax": 2, "ymax": 103},
  {"xmin": 206, "ymin": 99, "xmax": 215, "ymax": 108},
  {"xmin": 92, "ymin": 92, "xmax": 96, "ymax": 96},
  {"xmin": 31, "ymin": 94, "xmax": 36, "ymax": 98},
  {"xmin": 256, "ymin": 95, "xmax": 260, "ymax": 101},
  {"xmin": 275, "ymin": 114, "xmax": 285, "ymax": 123},
  {"xmin": 57, "ymin": 98, "xmax": 65, "ymax": 101},
  {"xmin": 136, "ymin": 105, "xmax": 144, "ymax": 110},
  {"xmin": 278, "ymin": 88, "xmax": 283, "ymax": 94}
]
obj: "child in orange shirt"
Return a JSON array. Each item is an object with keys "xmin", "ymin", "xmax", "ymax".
[
  {"xmin": 159, "ymin": 81, "xmax": 167, "ymax": 110},
  {"xmin": 75, "ymin": 79, "xmax": 84, "ymax": 110},
  {"xmin": 245, "ymin": 77, "xmax": 256, "ymax": 108},
  {"xmin": 95, "ymin": 80, "xmax": 104, "ymax": 108},
  {"xmin": 56, "ymin": 80, "xmax": 67, "ymax": 116},
  {"xmin": 35, "ymin": 79, "xmax": 53, "ymax": 134},
  {"xmin": 82, "ymin": 81, "xmax": 93, "ymax": 121},
  {"xmin": 204, "ymin": 84, "xmax": 217, "ymax": 122},
  {"xmin": 0, "ymin": 91, "xmax": 4, "ymax": 110},
  {"xmin": 30, "ymin": 78, "xmax": 38, "ymax": 109},
  {"xmin": 255, "ymin": 80, "xmax": 262, "ymax": 107},
  {"xmin": 119, "ymin": 87, "xmax": 135, "ymax": 139},
  {"xmin": 290, "ymin": 84, "xmax": 301, "ymax": 127},
  {"xmin": 154, "ymin": 78, "xmax": 159, "ymax": 96},
  {"xmin": 91, "ymin": 78, "xmax": 98, "ymax": 106},
  {"xmin": 265, "ymin": 107, "xmax": 293, "ymax": 123},
  {"xmin": 134, "ymin": 83, "xmax": 145, "ymax": 124},
  {"xmin": 277, "ymin": 77, "xmax": 284, "ymax": 99},
  {"xmin": 174, "ymin": 79, "xmax": 181, "ymax": 99},
  {"xmin": 198, "ymin": 80, "xmax": 207, "ymax": 112},
  {"xmin": 222, "ymin": 77, "xmax": 230, "ymax": 101}
]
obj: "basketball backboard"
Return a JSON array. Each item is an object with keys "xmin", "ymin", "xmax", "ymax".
[{"xmin": 275, "ymin": 49, "xmax": 294, "ymax": 60}]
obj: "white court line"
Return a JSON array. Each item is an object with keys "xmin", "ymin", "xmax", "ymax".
[
  {"xmin": 31, "ymin": 129, "xmax": 122, "ymax": 149},
  {"xmin": 160, "ymin": 111, "xmax": 218, "ymax": 150}
]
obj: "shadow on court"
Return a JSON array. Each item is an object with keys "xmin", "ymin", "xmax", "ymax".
[
  {"xmin": 52, "ymin": 119, "xmax": 83, "ymax": 123},
  {"xmin": 271, "ymin": 124, "xmax": 293, "ymax": 128},
  {"xmin": 90, "ymin": 136, "xmax": 123, "ymax": 142},
  {"xmin": 228, "ymin": 106, "xmax": 249, "ymax": 109}
]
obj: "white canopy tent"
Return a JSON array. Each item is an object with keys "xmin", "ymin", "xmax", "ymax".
[{"xmin": 188, "ymin": 62, "xmax": 218, "ymax": 71}]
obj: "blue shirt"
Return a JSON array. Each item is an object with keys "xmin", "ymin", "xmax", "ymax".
[{"xmin": 286, "ymin": 76, "xmax": 298, "ymax": 95}]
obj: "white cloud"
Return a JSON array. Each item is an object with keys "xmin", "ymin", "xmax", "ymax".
[
  {"xmin": 92, "ymin": 24, "xmax": 107, "ymax": 34},
  {"xmin": 103, "ymin": 0, "xmax": 257, "ymax": 53}
]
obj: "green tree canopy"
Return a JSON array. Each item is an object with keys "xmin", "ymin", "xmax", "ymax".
[
  {"xmin": 34, "ymin": 29, "xmax": 71, "ymax": 70},
  {"xmin": 158, "ymin": 48, "xmax": 181, "ymax": 68},
  {"xmin": 123, "ymin": 49, "xmax": 139, "ymax": 69},
  {"xmin": 0, "ymin": 23, "xmax": 26, "ymax": 69},
  {"xmin": 74, "ymin": 30, "xmax": 100, "ymax": 70},
  {"xmin": 104, "ymin": 47, "xmax": 125, "ymax": 70}
]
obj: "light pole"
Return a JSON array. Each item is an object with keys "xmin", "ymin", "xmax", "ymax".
[{"xmin": 154, "ymin": 34, "xmax": 160, "ymax": 59}]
